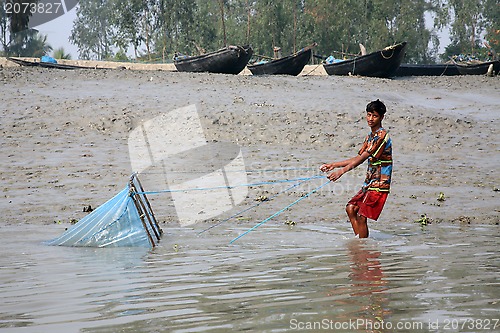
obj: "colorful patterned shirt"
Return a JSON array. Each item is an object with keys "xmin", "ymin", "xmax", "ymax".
[{"xmin": 358, "ymin": 128, "xmax": 392, "ymax": 192}]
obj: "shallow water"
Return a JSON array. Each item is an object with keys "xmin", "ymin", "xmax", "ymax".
[{"xmin": 0, "ymin": 221, "xmax": 498, "ymax": 333}]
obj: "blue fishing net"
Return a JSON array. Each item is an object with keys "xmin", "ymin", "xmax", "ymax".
[{"xmin": 45, "ymin": 176, "xmax": 162, "ymax": 248}]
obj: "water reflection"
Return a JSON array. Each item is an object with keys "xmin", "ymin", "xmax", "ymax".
[
  {"xmin": 0, "ymin": 224, "xmax": 498, "ymax": 333},
  {"xmin": 324, "ymin": 239, "xmax": 391, "ymax": 332},
  {"xmin": 347, "ymin": 240, "xmax": 388, "ymax": 296}
]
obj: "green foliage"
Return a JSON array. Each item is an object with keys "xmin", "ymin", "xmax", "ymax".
[
  {"xmin": 111, "ymin": 48, "xmax": 129, "ymax": 61},
  {"xmin": 6, "ymin": 0, "xmax": 38, "ymax": 34},
  {"xmin": 111, "ymin": 0, "xmax": 146, "ymax": 58},
  {"xmin": 415, "ymin": 214, "xmax": 430, "ymax": 226},
  {"xmin": 1, "ymin": 0, "xmax": 493, "ymax": 63},
  {"xmin": 483, "ymin": 0, "xmax": 500, "ymax": 55},
  {"xmin": 446, "ymin": 0, "xmax": 483, "ymax": 54},
  {"xmin": 441, "ymin": 0, "xmax": 499, "ymax": 60},
  {"xmin": 53, "ymin": 47, "xmax": 72, "ymax": 60},
  {"xmin": 7, "ymin": 29, "xmax": 53, "ymax": 57},
  {"xmin": 69, "ymin": 0, "xmax": 115, "ymax": 60},
  {"xmin": 0, "ymin": 0, "xmax": 42, "ymax": 56},
  {"xmin": 250, "ymin": 0, "xmax": 297, "ymax": 56}
]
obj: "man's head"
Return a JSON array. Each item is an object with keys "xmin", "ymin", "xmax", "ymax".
[
  {"xmin": 366, "ymin": 99, "xmax": 386, "ymax": 117},
  {"xmin": 366, "ymin": 99, "xmax": 386, "ymax": 130}
]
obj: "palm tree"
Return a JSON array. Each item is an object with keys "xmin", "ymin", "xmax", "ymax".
[
  {"xmin": 9, "ymin": 30, "xmax": 52, "ymax": 57},
  {"xmin": 53, "ymin": 47, "xmax": 72, "ymax": 59},
  {"xmin": 27, "ymin": 32, "xmax": 53, "ymax": 57}
]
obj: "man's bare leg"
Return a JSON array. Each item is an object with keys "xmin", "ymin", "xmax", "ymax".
[
  {"xmin": 346, "ymin": 204, "xmax": 360, "ymax": 235},
  {"xmin": 346, "ymin": 204, "xmax": 369, "ymax": 238},
  {"xmin": 356, "ymin": 215, "xmax": 369, "ymax": 238}
]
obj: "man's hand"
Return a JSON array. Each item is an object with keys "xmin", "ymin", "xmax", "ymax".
[
  {"xmin": 327, "ymin": 169, "xmax": 344, "ymax": 182},
  {"xmin": 320, "ymin": 163, "xmax": 334, "ymax": 172}
]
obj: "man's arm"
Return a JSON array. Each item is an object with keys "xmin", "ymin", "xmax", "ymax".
[
  {"xmin": 320, "ymin": 156, "xmax": 359, "ymax": 172},
  {"xmin": 327, "ymin": 151, "xmax": 370, "ymax": 181}
]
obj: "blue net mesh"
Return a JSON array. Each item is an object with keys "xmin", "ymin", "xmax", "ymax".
[{"xmin": 45, "ymin": 175, "xmax": 162, "ymax": 248}]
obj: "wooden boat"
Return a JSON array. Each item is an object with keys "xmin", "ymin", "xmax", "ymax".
[
  {"xmin": 394, "ymin": 63, "xmax": 460, "ymax": 76},
  {"xmin": 454, "ymin": 60, "xmax": 500, "ymax": 75},
  {"xmin": 7, "ymin": 57, "xmax": 90, "ymax": 70},
  {"xmin": 247, "ymin": 43, "xmax": 316, "ymax": 76},
  {"xmin": 174, "ymin": 45, "xmax": 253, "ymax": 74},
  {"xmin": 7, "ymin": 57, "xmax": 40, "ymax": 67},
  {"xmin": 39, "ymin": 61, "xmax": 90, "ymax": 70},
  {"xmin": 323, "ymin": 42, "xmax": 407, "ymax": 78}
]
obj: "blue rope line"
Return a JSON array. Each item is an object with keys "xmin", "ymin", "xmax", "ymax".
[
  {"xmin": 242, "ymin": 167, "xmax": 316, "ymax": 173},
  {"xmin": 133, "ymin": 175, "xmax": 324, "ymax": 195},
  {"xmin": 197, "ymin": 176, "xmax": 319, "ymax": 235},
  {"xmin": 138, "ymin": 167, "xmax": 316, "ymax": 175},
  {"xmin": 229, "ymin": 180, "xmax": 331, "ymax": 244}
]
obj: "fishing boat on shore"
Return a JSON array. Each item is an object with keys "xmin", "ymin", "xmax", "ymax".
[
  {"xmin": 39, "ymin": 61, "xmax": 91, "ymax": 70},
  {"xmin": 323, "ymin": 42, "xmax": 407, "ymax": 78},
  {"xmin": 7, "ymin": 57, "xmax": 92, "ymax": 70},
  {"xmin": 394, "ymin": 63, "xmax": 460, "ymax": 76},
  {"xmin": 247, "ymin": 43, "xmax": 316, "ymax": 76},
  {"xmin": 6, "ymin": 57, "xmax": 39, "ymax": 67},
  {"xmin": 173, "ymin": 45, "xmax": 253, "ymax": 74},
  {"xmin": 453, "ymin": 60, "xmax": 500, "ymax": 75}
]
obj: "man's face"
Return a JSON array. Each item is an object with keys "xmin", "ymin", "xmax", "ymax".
[{"xmin": 366, "ymin": 111, "xmax": 383, "ymax": 129}]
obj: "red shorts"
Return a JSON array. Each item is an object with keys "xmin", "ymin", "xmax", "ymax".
[{"xmin": 347, "ymin": 189, "xmax": 388, "ymax": 221}]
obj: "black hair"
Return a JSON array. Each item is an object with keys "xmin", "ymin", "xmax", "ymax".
[{"xmin": 366, "ymin": 99, "xmax": 386, "ymax": 116}]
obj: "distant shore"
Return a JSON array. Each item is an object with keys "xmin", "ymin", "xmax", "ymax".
[{"xmin": 0, "ymin": 56, "xmax": 328, "ymax": 75}]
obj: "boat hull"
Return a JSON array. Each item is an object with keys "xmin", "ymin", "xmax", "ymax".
[
  {"xmin": 323, "ymin": 42, "xmax": 407, "ymax": 78},
  {"xmin": 7, "ymin": 57, "xmax": 39, "ymax": 67},
  {"xmin": 7, "ymin": 57, "xmax": 91, "ymax": 70},
  {"xmin": 395, "ymin": 63, "xmax": 460, "ymax": 76},
  {"xmin": 174, "ymin": 45, "xmax": 253, "ymax": 74},
  {"xmin": 248, "ymin": 46, "xmax": 313, "ymax": 76},
  {"xmin": 455, "ymin": 60, "xmax": 500, "ymax": 75}
]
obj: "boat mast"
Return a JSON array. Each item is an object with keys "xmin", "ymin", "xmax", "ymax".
[
  {"xmin": 293, "ymin": 1, "xmax": 297, "ymax": 53},
  {"xmin": 219, "ymin": 0, "xmax": 227, "ymax": 47},
  {"xmin": 246, "ymin": 0, "xmax": 251, "ymax": 44}
]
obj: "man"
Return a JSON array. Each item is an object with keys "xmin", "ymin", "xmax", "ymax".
[{"xmin": 320, "ymin": 99, "xmax": 392, "ymax": 238}]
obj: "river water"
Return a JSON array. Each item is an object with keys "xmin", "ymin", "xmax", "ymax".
[{"xmin": 0, "ymin": 221, "xmax": 498, "ymax": 333}]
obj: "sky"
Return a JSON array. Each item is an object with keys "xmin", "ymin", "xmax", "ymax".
[
  {"xmin": 36, "ymin": 6, "xmax": 79, "ymax": 59},
  {"xmin": 34, "ymin": 6, "xmax": 451, "ymax": 61}
]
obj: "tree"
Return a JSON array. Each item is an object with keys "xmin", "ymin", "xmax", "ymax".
[
  {"xmin": 53, "ymin": 47, "xmax": 72, "ymax": 59},
  {"xmin": 1, "ymin": 0, "xmax": 39, "ymax": 56},
  {"xmin": 447, "ymin": 0, "xmax": 484, "ymax": 54},
  {"xmin": 65, "ymin": 0, "xmax": 497, "ymax": 64},
  {"xmin": 379, "ymin": 0, "xmax": 437, "ymax": 63},
  {"xmin": 70, "ymin": 0, "xmax": 114, "ymax": 60},
  {"xmin": 153, "ymin": 0, "xmax": 201, "ymax": 58},
  {"xmin": 7, "ymin": 29, "xmax": 52, "ymax": 57},
  {"xmin": 482, "ymin": 0, "xmax": 500, "ymax": 57},
  {"xmin": 0, "ymin": 2, "xmax": 8, "ymax": 54},
  {"xmin": 111, "ymin": 0, "xmax": 145, "ymax": 59},
  {"xmin": 439, "ymin": 0, "xmax": 498, "ymax": 60},
  {"xmin": 250, "ymin": 0, "xmax": 298, "ymax": 57},
  {"xmin": 195, "ymin": 0, "xmax": 219, "ymax": 50},
  {"xmin": 301, "ymin": 0, "xmax": 374, "ymax": 58}
]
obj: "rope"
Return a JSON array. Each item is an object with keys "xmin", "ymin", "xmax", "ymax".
[
  {"xmin": 229, "ymin": 180, "xmax": 330, "ymax": 244},
  {"xmin": 138, "ymin": 167, "xmax": 316, "ymax": 175},
  {"xmin": 440, "ymin": 63, "xmax": 452, "ymax": 76},
  {"xmin": 133, "ymin": 175, "xmax": 324, "ymax": 196},
  {"xmin": 245, "ymin": 167, "xmax": 316, "ymax": 173},
  {"xmin": 381, "ymin": 48, "xmax": 395, "ymax": 59},
  {"xmin": 197, "ymin": 175, "xmax": 320, "ymax": 235}
]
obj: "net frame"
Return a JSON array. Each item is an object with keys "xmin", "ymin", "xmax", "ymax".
[{"xmin": 129, "ymin": 173, "xmax": 162, "ymax": 247}]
